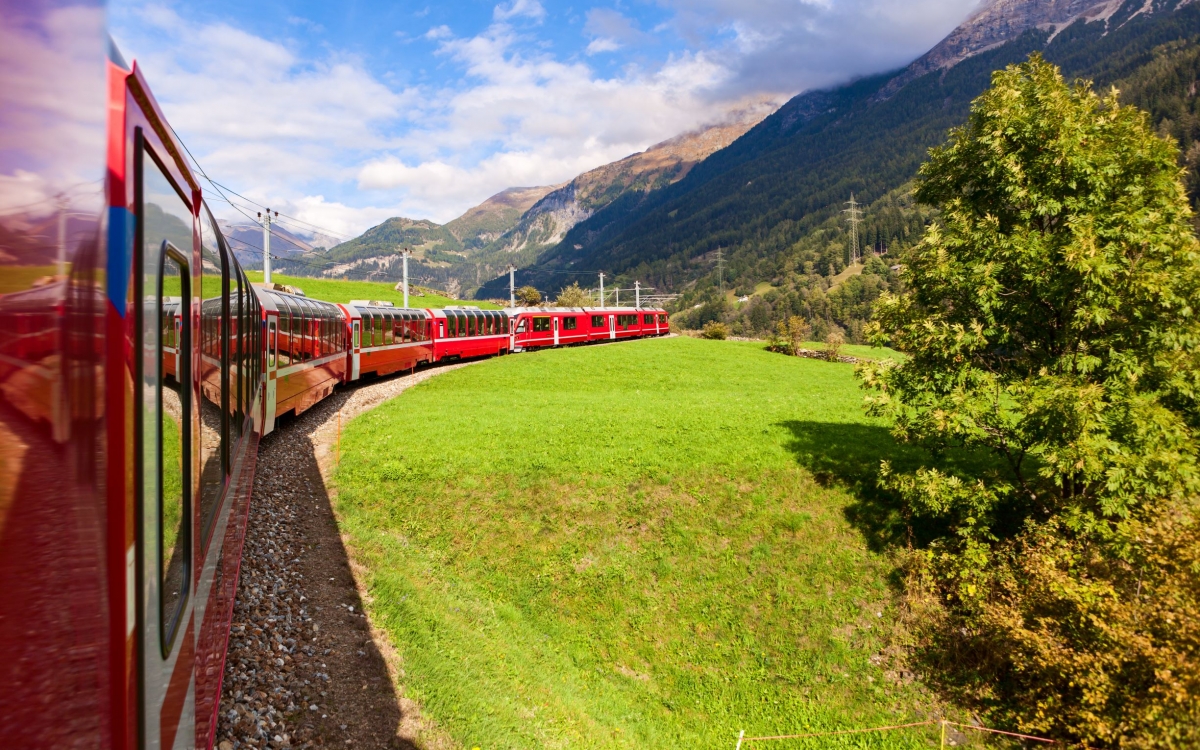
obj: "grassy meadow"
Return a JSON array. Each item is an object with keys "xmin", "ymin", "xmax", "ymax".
[
  {"xmin": 244, "ymin": 271, "xmax": 500, "ymax": 309},
  {"xmin": 333, "ymin": 337, "xmax": 938, "ymax": 749}
]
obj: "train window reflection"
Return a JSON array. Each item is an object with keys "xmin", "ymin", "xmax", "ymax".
[
  {"xmin": 139, "ymin": 139, "xmax": 193, "ymax": 656},
  {"xmin": 199, "ymin": 205, "xmax": 227, "ymax": 544}
]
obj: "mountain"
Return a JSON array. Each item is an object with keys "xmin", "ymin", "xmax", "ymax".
[
  {"xmin": 476, "ymin": 0, "xmax": 1200, "ymax": 320},
  {"xmin": 273, "ymin": 217, "xmax": 462, "ymax": 281},
  {"xmin": 444, "ymin": 185, "xmax": 561, "ymax": 252},
  {"xmin": 221, "ymin": 220, "xmax": 334, "ymax": 271},
  {"xmin": 472, "ymin": 99, "xmax": 779, "ymax": 277},
  {"xmin": 274, "ymin": 100, "xmax": 777, "ymax": 296}
]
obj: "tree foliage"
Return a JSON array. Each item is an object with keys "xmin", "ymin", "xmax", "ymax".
[
  {"xmin": 860, "ymin": 55, "xmax": 1200, "ymax": 746},
  {"xmin": 554, "ymin": 281, "xmax": 592, "ymax": 307},
  {"xmin": 515, "ymin": 285, "xmax": 542, "ymax": 306}
]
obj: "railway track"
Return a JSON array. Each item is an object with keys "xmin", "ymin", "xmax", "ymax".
[{"xmin": 215, "ymin": 365, "xmax": 474, "ymax": 750}]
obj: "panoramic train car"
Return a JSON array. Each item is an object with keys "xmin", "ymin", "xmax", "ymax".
[
  {"xmin": 0, "ymin": 8, "xmax": 264, "ymax": 747},
  {"xmin": 508, "ymin": 307, "xmax": 668, "ymax": 350},
  {"xmin": 341, "ymin": 302, "xmax": 435, "ymax": 380},
  {"xmin": 430, "ymin": 307, "xmax": 511, "ymax": 361},
  {"xmin": 258, "ymin": 287, "xmax": 347, "ymax": 435}
]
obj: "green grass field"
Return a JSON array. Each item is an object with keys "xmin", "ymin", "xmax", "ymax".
[
  {"xmin": 334, "ymin": 337, "xmax": 938, "ymax": 749},
  {"xmin": 244, "ymin": 271, "xmax": 499, "ymax": 309}
]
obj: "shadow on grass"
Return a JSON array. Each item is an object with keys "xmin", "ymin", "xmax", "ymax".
[{"xmin": 777, "ymin": 420, "xmax": 951, "ymax": 553}]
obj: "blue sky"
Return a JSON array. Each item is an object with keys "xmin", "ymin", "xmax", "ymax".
[{"xmin": 110, "ymin": 0, "xmax": 981, "ymax": 241}]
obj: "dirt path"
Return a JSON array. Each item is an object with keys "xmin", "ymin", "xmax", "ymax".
[{"xmin": 216, "ymin": 363, "xmax": 476, "ymax": 750}]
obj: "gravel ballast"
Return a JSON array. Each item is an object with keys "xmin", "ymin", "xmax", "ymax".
[{"xmin": 215, "ymin": 364, "xmax": 473, "ymax": 750}]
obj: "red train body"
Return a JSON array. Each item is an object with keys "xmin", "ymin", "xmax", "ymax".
[
  {"xmin": 0, "ymin": 5, "xmax": 670, "ymax": 747},
  {"xmin": 509, "ymin": 307, "xmax": 669, "ymax": 350},
  {"xmin": 1, "ymin": 10, "xmax": 263, "ymax": 749}
]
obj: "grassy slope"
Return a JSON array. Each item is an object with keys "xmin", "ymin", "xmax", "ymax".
[
  {"xmin": 244, "ymin": 272, "xmax": 500, "ymax": 309},
  {"xmin": 334, "ymin": 337, "xmax": 935, "ymax": 749}
]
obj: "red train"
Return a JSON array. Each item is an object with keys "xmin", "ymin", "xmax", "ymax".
[
  {"xmin": 0, "ymin": 8, "xmax": 668, "ymax": 747},
  {"xmin": 254, "ymin": 295, "xmax": 666, "ymax": 434}
]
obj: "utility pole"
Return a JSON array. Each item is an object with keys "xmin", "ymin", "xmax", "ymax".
[
  {"xmin": 258, "ymin": 208, "xmax": 277, "ymax": 284},
  {"xmin": 400, "ymin": 247, "xmax": 411, "ymax": 308},
  {"xmin": 843, "ymin": 194, "xmax": 862, "ymax": 266},
  {"xmin": 598, "ymin": 272, "xmax": 605, "ymax": 308},
  {"xmin": 715, "ymin": 247, "xmax": 725, "ymax": 297},
  {"xmin": 635, "ymin": 280, "xmax": 640, "ymax": 308},
  {"xmin": 615, "ymin": 286, "xmax": 620, "ymax": 307},
  {"xmin": 508, "ymin": 265, "xmax": 516, "ymax": 308}
]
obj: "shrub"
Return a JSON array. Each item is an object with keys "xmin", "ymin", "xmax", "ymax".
[
  {"xmin": 701, "ymin": 321, "xmax": 729, "ymax": 340},
  {"xmin": 824, "ymin": 331, "xmax": 844, "ymax": 361},
  {"xmin": 515, "ymin": 286, "xmax": 542, "ymax": 306},
  {"xmin": 554, "ymin": 282, "xmax": 591, "ymax": 307}
]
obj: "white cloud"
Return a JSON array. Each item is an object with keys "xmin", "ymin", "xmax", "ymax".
[
  {"xmin": 493, "ymin": 0, "xmax": 546, "ymax": 23},
  {"xmin": 661, "ymin": 0, "xmax": 981, "ymax": 95},
  {"xmin": 585, "ymin": 37, "xmax": 621, "ymax": 54},
  {"xmin": 583, "ymin": 8, "xmax": 648, "ymax": 54},
  {"xmin": 354, "ymin": 21, "xmax": 741, "ymax": 221},
  {"xmin": 110, "ymin": 0, "xmax": 983, "ymax": 234}
]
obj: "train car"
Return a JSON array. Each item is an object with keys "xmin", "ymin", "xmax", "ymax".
[
  {"xmin": 430, "ymin": 307, "xmax": 511, "ymax": 361},
  {"xmin": 341, "ymin": 302, "xmax": 435, "ymax": 380},
  {"xmin": 0, "ymin": 10, "xmax": 264, "ymax": 748},
  {"xmin": 258, "ymin": 287, "xmax": 348, "ymax": 435},
  {"xmin": 508, "ymin": 307, "xmax": 668, "ymax": 350}
]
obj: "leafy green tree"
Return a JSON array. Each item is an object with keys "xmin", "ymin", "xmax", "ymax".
[
  {"xmin": 515, "ymin": 286, "xmax": 542, "ymax": 306},
  {"xmin": 860, "ymin": 55, "xmax": 1200, "ymax": 745},
  {"xmin": 554, "ymin": 281, "xmax": 592, "ymax": 307}
]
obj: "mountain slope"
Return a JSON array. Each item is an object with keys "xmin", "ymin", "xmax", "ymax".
[
  {"xmin": 444, "ymin": 185, "xmax": 560, "ymax": 253},
  {"xmin": 468, "ymin": 101, "xmax": 778, "ymax": 290},
  {"xmin": 476, "ymin": 0, "xmax": 1200, "ymax": 302},
  {"xmin": 275, "ymin": 217, "xmax": 462, "ymax": 281}
]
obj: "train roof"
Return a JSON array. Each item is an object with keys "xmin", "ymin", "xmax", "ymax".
[
  {"xmin": 503, "ymin": 306, "xmax": 666, "ymax": 315},
  {"xmin": 252, "ymin": 284, "xmax": 342, "ymax": 314}
]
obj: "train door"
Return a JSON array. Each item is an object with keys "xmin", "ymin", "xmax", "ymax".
[
  {"xmin": 264, "ymin": 315, "xmax": 277, "ymax": 435},
  {"xmin": 553, "ymin": 315, "xmax": 560, "ymax": 346},
  {"xmin": 351, "ymin": 319, "xmax": 361, "ymax": 380},
  {"xmin": 136, "ymin": 125, "xmax": 198, "ymax": 750},
  {"xmin": 608, "ymin": 314, "xmax": 616, "ymax": 340}
]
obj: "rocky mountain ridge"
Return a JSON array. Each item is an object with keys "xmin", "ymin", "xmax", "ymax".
[
  {"xmin": 875, "ymin": 0, "xmax": 1171, "ymax": 100},
  {"xmin": 485, "ymin": 99, "xmax": 779, "ymax": 266}
]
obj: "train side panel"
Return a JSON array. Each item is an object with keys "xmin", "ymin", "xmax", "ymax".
[{"xmin": 0, "ymin": 3, "xmax": 117, "ymax": 747}]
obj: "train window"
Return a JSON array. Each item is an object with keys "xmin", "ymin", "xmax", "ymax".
[
  {"xmin": 564, "ymin": 317, "xmax": 578, "ymax": 331},
  {"xmin": 268, "ymin": 320, "xmax": 276, "ymax": 368},
  {"xmin": 533, "ymin": 316, "xmax": 550, "ymax": 332},
  {"xmin": 232, "ymin": 271, "xmax": 243, "ymax": 436},
  {"xmin": 467, "ymin": 314, "xmax": 476, "ymax": 337},
  {"xmin": 643, "ymin": 314, "xmax": 654, "ymax": 325},
  {"xmin": 199, "ymin": 205, "xmax": 228, "ymax": 546},
  {"xmin": 138, "ymin": 138, "xmax": 193, "ymax": 655},
  {"xmin": 658, "ymin": 314, "xmax": 667, "ymax": 324},
  {"xmin": 591, "ymin": 315, "xmax": 604, "ymax": 328},
  {"xmin": 516, "ymin": 319, "xmax": 526, "ymax": 333}
]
